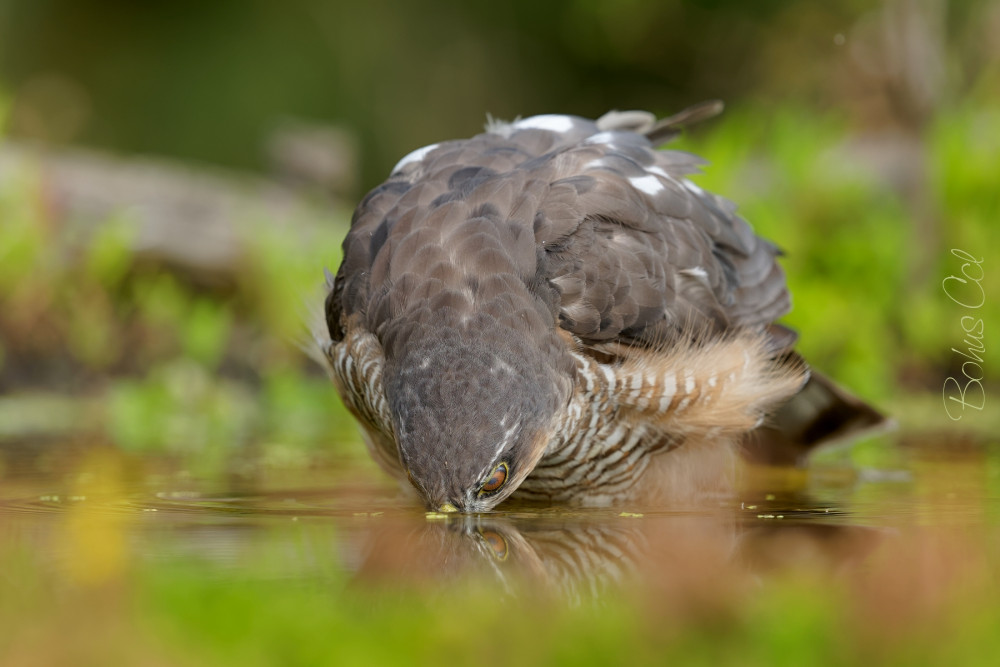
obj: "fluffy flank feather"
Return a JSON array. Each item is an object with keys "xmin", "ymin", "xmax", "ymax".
[
  {"xmin": 299, "ymin": 281, "xmax": 336, "ymax": 374},
  {"xmin": 614, "ymin": 329, "xmax": 808, "ymax": 438}
]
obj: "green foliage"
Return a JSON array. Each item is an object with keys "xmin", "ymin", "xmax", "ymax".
[
  {"xmin": 108, "ymin": 362, "xmax": 253, "ymax": 454},
  {"xmin": 0, "ymin": 151, "xmax": 353, "ymax": 471},
  {"xmin": 83, "ymin": 214, "xmax": 136, "ymax": 289},
  {"xmin": 0, "ymin": 173, "xmax": 46, "ymax": 292},
  {"xmin": 674, "ymin": 99, "xmax": 1000, "ymax": 404},
  {"xmin": 259, "ymin": 368, "xmax": 356, "ymax": 451}
]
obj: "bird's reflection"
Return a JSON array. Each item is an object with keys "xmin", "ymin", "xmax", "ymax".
[
  {"xmin": 349, "ymin": 513, "xmax": 649, "ymax": 600},
  {"xmin": 347, "ymin": 500, "xmax": 882, "ymax": 601}
]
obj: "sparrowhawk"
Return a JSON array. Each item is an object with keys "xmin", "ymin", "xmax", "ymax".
[{"xmin": 315, "ymin": 104, "xmax": 884, "ymax": 513}]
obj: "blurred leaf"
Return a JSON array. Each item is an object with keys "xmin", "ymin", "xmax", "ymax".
[
  {"xmin": 181, "ymin": 298, "xmax": 233, "ymax": 369},
  {"xmin": 0, "ymin": 173, "xmax": 46, "ymax": 294},
  {"xmin": 64, "ymin": 286, "xmax": 119, "ymax": 368},
  {"xmin": 107, "ymin": 361, "xmax": 256, "ymax": 476},
  {"xmin": 83, "ymin": 215, "xmax": 136, "ymax": 290},
  {"xmin": 260, "ymin": 367, "xmax": 357, "ymax": 451},
  {"xmin": 239, "ymin": 213, "xmax": 345, "ymax": 343}
]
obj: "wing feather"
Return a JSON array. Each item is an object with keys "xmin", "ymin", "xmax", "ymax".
[{"xmin": 332, "ymin": 110, "xmax": 792, "ymax": 358}]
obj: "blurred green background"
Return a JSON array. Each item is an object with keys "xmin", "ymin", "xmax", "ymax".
[{"xmin": 2, "ymin": 1, "xmax": 1000, "ymax": 665}]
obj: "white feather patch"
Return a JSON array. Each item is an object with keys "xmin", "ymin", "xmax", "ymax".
[
  {"xmin": 629, "ymin": 175, "xmax": 664, "ymax": 196},
  {"xmin": 391, "ymin": 143, "xmax": 439, "ymax": 174},
  {"xmin": 584, "ymin": 131, "xmax": 619, "ymax": 145},
  {"xmin": 680, "ymin": 266, "xmax": 709, "ymax": 282},
  {"xmin": 646, "ymin": 165, "xmax": 672, "ymax": 179},
  {"xmin": 599, "ymin": 363, "xmax": 617, "ymax": 389},
  {"xmin": 682, "ymin": 178, "xmax": 704, "ymax": 196},
  {"xmin": 658, "ymin": 373, "xmax": 677, "ymax": 413},
  {"xmin": 514, "ymin": 115, "xmax": 575, "ymax": 133}
]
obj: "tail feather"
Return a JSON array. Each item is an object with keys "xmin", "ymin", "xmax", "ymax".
[
  {"xmin": 742, "ymin": 367, "xmax": 891, "ymax": 465},
  {"xmin": 595, "ymin": 100, "xmax": 726, "ymax": 146},
  {"xmin": 645, "ymin": 100, "xmax": 725, "ymax": 145}
]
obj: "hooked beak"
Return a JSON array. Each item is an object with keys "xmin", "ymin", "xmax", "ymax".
[{"xmin": 438, "ymin": 502, "xmax": 459, "ymax": 513}]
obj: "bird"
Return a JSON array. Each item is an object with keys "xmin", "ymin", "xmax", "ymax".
[{"xmin": 314, "ymin": 102, "xmax": 885, "ymax": 513}]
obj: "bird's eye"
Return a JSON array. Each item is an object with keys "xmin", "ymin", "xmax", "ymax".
[{"xmin": 479, "ymin": 462, "xmax": 508, "ymax": 495}]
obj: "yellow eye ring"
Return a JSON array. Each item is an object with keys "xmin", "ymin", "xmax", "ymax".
[{"xmin": 479, "ymin": 462, "xmax": 508, "ymax": 496}]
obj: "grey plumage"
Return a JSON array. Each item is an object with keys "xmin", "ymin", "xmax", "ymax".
[{"xmin": 332, "ymin": 110, "xmax": 787, "ymax": 350}]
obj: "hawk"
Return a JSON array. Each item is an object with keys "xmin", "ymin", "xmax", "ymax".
[{"xmin": 315, "ymin": 103, "xmax": 884, "ymax": 512}]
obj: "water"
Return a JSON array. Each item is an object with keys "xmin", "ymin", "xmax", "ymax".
[
  {"xmin": 1, "ymin": 443, "xmax": 998, "ymax": 664},
  {"xmin": 2, "ymin": 449, "xmax": 994, "ymax": 586}
]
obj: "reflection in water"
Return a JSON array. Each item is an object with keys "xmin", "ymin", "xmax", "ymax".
[
  {"xmin": 347, "ymin": 509, "xmax": 883, "ymax": 603},
  {"xmin": 350, "ymin": 514, "xmax": 655, "ymax": 600}
]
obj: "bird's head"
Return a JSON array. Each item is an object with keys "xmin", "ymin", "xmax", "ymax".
[{"xmin": 383, "ymin": 331, "xmax": 568, "ymax": 513}]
